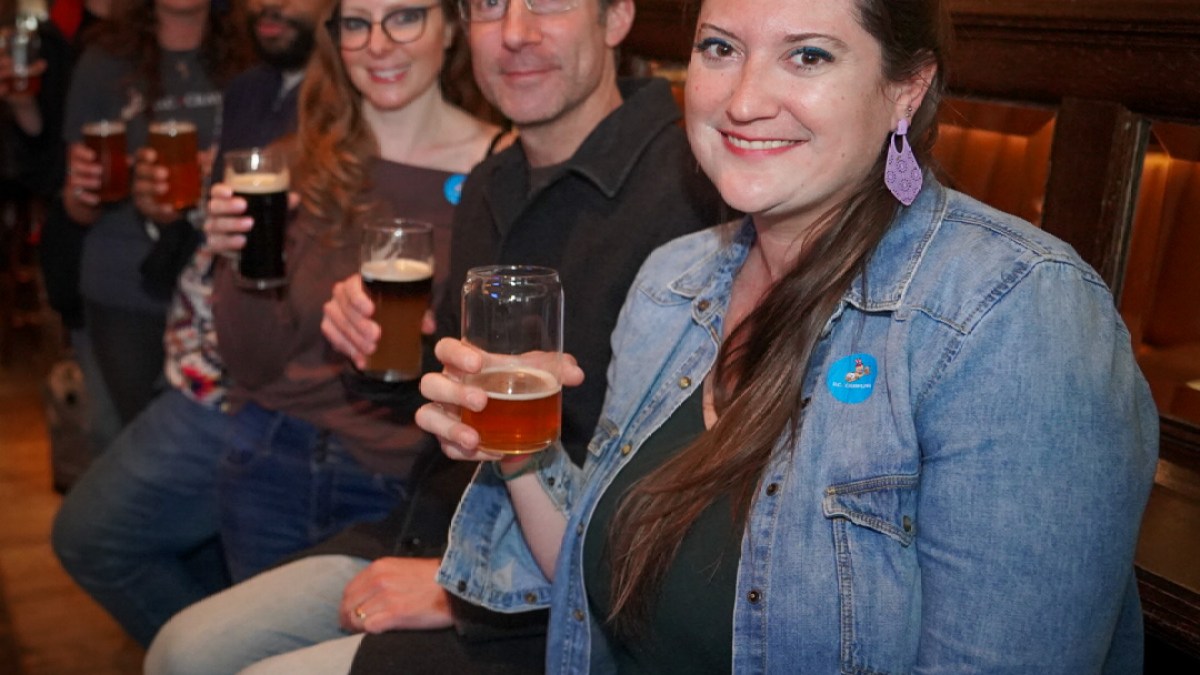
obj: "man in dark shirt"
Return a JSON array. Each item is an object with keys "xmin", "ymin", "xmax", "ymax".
[
  {"xmin": 49, "ymin": 0, "xmax": 320, "ymax": 648},
  {"xmin": 335, "ymin": 0, "xmax": 727, "ymax": 670},
  {"xmin": 143, "ymin": 0, "xmax": 727, "ymax": 672}
]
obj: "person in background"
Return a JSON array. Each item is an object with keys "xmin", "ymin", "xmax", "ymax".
[
  {"xmin": 2, "ymin": 0, "xmax": 114, "ymax": 469},
  {"xmin": 420, "ymin": 0, "xmax": 1159, "ymax": 671},
  {"xmin": 179, "ymin": 0, "xmax": 500, "ymax": 595},
  {"xmin": 146, "ymin": 0, "xmax": 728, "ymax": 673},
  {"xmin": 50, "ymin": 0, "xmax": 308, "ymax": 648},
  {"xmin": 59, "ymin": 0, "xmax": 251, "ymax": 435}
]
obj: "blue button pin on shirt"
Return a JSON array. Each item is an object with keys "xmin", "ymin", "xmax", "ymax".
[
  {"xmin": 444, "ymin": 174, "xmax": 466, "ymax": 205},
  {"xmin": 827, "ymin": 353, "xmax": 878, "ymax": 404}
]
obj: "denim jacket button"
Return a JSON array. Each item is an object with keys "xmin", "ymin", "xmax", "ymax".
[
  {"xmin": 576, "ymin": 523, "xmax": 585, "ymax": 536},
  {"xmin": 903, "ymin": 515, "xmax": 913, "ymax": 533},
  {"xmin": 573, "ymin": 609, "xmax": 585, "ymax": 621},
  {"xmin": 525, "ymin": 593, "xmax": 538, "ymax": 604},
  {"xmin": 697, "ymin": 299, "xmax": 711, "ymax": 312},
  {"xmin": 620, "ymin": 443, "xmax": 632, "ymax": 456},
  {"xmin": 679, "ymin": 376, "xmax": 692, "ymax": 389},
  {"xmin": 747, "ymin": 589, "xmax": 762, "ymax": 603},
  {"xmin": 765, "ymin": 483, "xmax": 779, "ymax": 496},
  {"xmin": 457, "ymin": 580, "xmax": 467, "ymax": 593}
]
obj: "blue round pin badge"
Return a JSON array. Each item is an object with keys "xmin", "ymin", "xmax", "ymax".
[
  {"xmin": 443, "ymin": 174, "xmax": 466, "ymax": 205},
  {"xmin": 826, "ymin": 353, "xmax": 878, "ymax": 404}
]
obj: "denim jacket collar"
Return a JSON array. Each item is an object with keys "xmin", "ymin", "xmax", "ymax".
[{"xmin": 661, "ymin": 178, "xmax": 950, "ymax": 319}]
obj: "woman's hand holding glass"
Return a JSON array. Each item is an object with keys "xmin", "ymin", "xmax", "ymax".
[
  {"xmin": 202, "ymin": 181, "xmax": 299, "ymax": 256},
  {"xmin": 201, "ymin": 182, "xmax": 251, "ymax": 255},
  {"xmin": 63, "ymin": 142, "xmax": 104, "ymax": 223},
  {"xmin": 321, "ymin": 273, "xmax": 437, "ymax": 370},
  {"xmin": 132, "ymin": 148, "xmax": 177, "ymax": 224},
  {"xmin": 415, "ymin": 338, "xmax": 584, "ymax": 461}
]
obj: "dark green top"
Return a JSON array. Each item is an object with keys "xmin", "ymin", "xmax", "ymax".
[{"xmin": 583, "ymin": 388, "xmax": 743, "ymax": 674}]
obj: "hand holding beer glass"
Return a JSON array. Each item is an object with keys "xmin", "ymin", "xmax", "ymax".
[
  {"xmin": 358, "ymin": 219, "xmax": 434, "ymax": 382},
  {"xmin": 148, "ymin": 119, "xmax": 202, "ymax": 211},
  {"xmin": 80, "ymin": 120, "xmax": 130, "ymax": 203},
  {"xmin": 223, "ymin": 147, "xmax": 290, "ymax": 289},
  {"xmin": 460, "ymin": 266, "xmax": 564, "ymax": 455}
]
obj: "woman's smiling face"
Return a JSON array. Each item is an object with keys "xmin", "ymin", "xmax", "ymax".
[
  {"xmin": 685, "ymin": 0, "xmax": 915, "ymax": 231},
  {"xmin": 338, "ymin": 0, "xmax": 452, "ymax": 113}
]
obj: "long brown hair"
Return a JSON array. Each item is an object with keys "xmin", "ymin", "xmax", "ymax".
[
  {"xmin": 606, "ymin": 0, "xmax": 951, "ymax": 635},
  {"xmin": 294, "ymin": 0, "xmax": 490, "ymax": 232},
  {"xmin": 90, "ymin": 0, "xmax": 252, "ymax": 113}
]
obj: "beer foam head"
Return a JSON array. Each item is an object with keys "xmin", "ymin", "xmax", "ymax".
[
  {"xmin": 361, "ymin": 258, "xmax": 433, "ymax": 282},
  {"xmin": 476, "ymin": 366, "xmax": 560, "ymax": 399},
  {"xmin": 149, "ymin": 119, "xmax": 197, "ymax": 136},
  {"xmin": 82, "ymin": 120, "xmax": 125, "ymax": 136},
  {"xmin": 228, "ymin": 170, "xmax": 290, "ymax": 193}
]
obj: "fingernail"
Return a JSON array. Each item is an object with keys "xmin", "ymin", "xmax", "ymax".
[{"xmin": 469, "ymin": 392, "xmax": 486, "ymax": 411}]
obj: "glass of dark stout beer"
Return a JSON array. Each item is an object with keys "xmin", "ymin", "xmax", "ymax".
[
  {"xmin": 460, "ymin": 266, "xmax": 563, "ymax": 455},
  {"xmin": 149, "ymin": 119, "xmax": 202, "ymax": 211},
  {"xmin": 359, "ymin": 219, "xmax": 434, "ymax": 382},
  {"xmin": 224, "ymin": 147, "xmax": 290, "ymax": 289},
  {"xmin": 81, "ymin": 120, "xmax": 129, "ymax": 202}
]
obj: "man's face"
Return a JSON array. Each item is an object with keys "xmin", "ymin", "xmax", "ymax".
[
  {"xmin": 467, "ymin": 0, "xmax": 631, "ymax": 132},
  {"xmin": 247, "ymin": 0, "xmax": 324, "ymax": 70}
]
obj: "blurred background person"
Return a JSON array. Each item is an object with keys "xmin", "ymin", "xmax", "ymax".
[
  {"xmin": 59, "ymin": 0, "xmax": 251, "ymax": 444},
  {"xmin": 51, "ymin": 0, "xmax": 316, "ymax": 649}
]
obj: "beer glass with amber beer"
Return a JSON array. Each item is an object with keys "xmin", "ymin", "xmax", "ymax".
[
  {"xmin": 224, "ymin": 147, "xmax": 290, "ymax": 289},
  {"xmin": 148, "ymin": 119, "xmax": 201, "ymax": 210},
  {"xmin": 461, "ymin": 266, "xmax": 563, "ymax": 455},
  {"xmin": 82, "ymin": 120, "xmax": 129, "ymax": 202},
  {"xmin": 359, "ymin": 219, "xmax": 434, "ymax": 381}
]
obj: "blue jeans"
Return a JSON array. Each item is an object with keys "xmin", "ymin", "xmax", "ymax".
[
  {"xmin": 51, "ymin": 388, "xmax": 232, "ymax": 647},
  {"xmin": 218, "ymin": 403, "xmax": 409, "ymax": 582},
  {"xmin": 144, "ymin": 555, "xmax": 367, "ymax": 675}
]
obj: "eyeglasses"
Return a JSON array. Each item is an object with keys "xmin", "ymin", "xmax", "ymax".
[
  {"xmin": 326, "ymin": 4, "xmax": 442, "ymax": 50},
  {"xmin": 457, "ymin": 0, "xmax": 580, "ymax": 23}
]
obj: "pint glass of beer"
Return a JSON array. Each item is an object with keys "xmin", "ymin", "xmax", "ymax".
[
  {"xmin": 82, "ymin": 120, "xmax": 129, "ymax": 202},
  {"xmin": 148, "ymin": 119, "xmax": 201, "ymax": 210},
  {"xmin": 461, "ymin": 266, "xmax": 563, "ymax": 455},
  {"xmin": 224, "ymin": 147, "xmax": 290, "ymax": 289},
  {"xmin": 359, "ymin": 219, "xmax": 434, "ymax": 382}
]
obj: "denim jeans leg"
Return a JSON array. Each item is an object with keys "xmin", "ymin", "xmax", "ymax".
[
  {"xmin": 50, "ymin": 388, "xmax": 232, "ymax": 647},
  {"xmin": 218, "ymin": 406, "xmax": 409, "ymax": 582},
  {"xmin": 315, "ymin": 437, "xmax": 410, "ymax": 546},
  {"xmin": 144, "ymin": 555, "xmax": 369, "ymax": 675}
]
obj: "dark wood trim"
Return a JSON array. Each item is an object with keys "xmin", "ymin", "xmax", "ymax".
[
  {"xmin": 1040, "ymin": 99, "xmax": 1147, "ymax": 294},
  {"xmin": 1138, "ymin": 566, "xmax": 1200, "ymax": 659},
  {"xmin": 625, "ymin": 0, "xmax": 1200, "ymax": 122}
]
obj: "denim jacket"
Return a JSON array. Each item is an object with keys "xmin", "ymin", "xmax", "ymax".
[{"xmin": 438, "ymin": 180, "xmax": 1159, "ymax": 674}]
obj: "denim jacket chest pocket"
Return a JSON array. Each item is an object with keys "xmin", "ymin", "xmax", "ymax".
[{"xmin": 822, "ymin": 475, "xmax": 921, "ymax": 675}]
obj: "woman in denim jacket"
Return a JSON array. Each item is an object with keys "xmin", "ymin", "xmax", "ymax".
[{"xmin": 417, "ymin": 0, "xmax": 1159, "ymax": 671}]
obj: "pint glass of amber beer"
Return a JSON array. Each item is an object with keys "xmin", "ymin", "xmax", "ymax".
[
  {"xmin": 148, "ymin": 119, "xmax": 201, "ymax": 210},
  {"xmin": 224, "ymin": 147, "xmax": 290, "ymax": 289},
  {"xmin": 360, "ymin": 219, "xmax": 434, "ymax": 382},
  {"xmin": 461, "ymin": 266, "xmax": 563, "ymax": 455},
  {"xmin": 82, "ymin": 120, "xmax": 129, "ymax": 202}
]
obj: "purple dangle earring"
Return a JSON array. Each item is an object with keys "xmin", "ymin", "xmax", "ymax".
[{"xmin": 885, "ymin": 110, "xmax": 922, "ymax": 206}]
